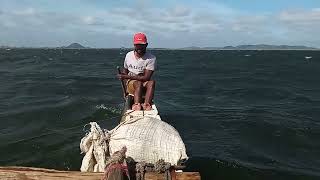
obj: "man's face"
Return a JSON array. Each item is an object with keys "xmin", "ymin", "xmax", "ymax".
[{"xmin": 134, "ymin": 44, "xmax": 147, "ymax": 55}]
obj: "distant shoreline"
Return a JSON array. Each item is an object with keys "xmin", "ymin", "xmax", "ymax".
[
  {"xmin": 1, "ymin": 43, "xmax": 319, "ymax": 50},
  {"xmin": 0, "ymin": 47, "xmax": 319, "ymax": 51},
  {"xmin": 151, "ymin": 48, "xmax": 320, "ymax": 51}
]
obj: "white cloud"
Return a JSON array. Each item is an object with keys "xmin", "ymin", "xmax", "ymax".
[
  {"xmin": 230, "ymin": 15, "xmax": 269, "ymax": 33},
  {"xmin": 272, "ymin": 9, "xmax": 320, "ymax": 47},
  {"xmin": 0, "ymin": 2, "xmax": 320, "ymax": 48},
  {"xmin": 12, "ymin": 7, "xmax": 35, "ymax": 15},
  {"xmin": 82, "ymin": 16, "xmax": 104, "ymax": 25},
  {"xmin": 279, "ymin": 9, "xmax": 320, "ymax": 25},
  {"xmin": 167, "ymin": 6, "xmax": 191, "ymax": 17}
]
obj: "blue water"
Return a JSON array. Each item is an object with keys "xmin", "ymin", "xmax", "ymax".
[{"xmin": 0, "ymin": 48, "xmax": 319, "ymax": 179}]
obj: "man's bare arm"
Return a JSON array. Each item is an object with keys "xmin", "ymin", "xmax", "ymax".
[{"xmin": 118, "ymin": 69, "xmax": 154, "ymax": 82}]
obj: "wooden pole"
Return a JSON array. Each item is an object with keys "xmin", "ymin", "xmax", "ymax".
[
  {"xmin": 0, "ymin": 166, "xmax": 201, "ymax": 180},
  {"xmin": 117, "ymin": 66, "xmax": 128, "ymax": 100}
]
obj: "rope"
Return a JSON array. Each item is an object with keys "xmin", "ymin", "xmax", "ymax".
[
  {"xmin": 103, "ymin": 146, "xmax": 130, "ymax": 180},
  {"xmin": 154, "ymin": 159, "xmax": 172, "ymax": 180},
  {"xmin": 154, "ymin": 159, "xmax": 171, "ymax": 173},
  {"xmin": 105, "ymin": 146, "xmax": 127, "ymax": 165},
  {"xmin": 134, "ymin": 159, "xmax": 172, "ymax": 180},
  {"xmin": 135, "ymin": 162, "xmax": 146, "ymax": 180}
]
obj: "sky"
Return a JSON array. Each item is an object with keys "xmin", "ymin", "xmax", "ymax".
[{"xmin": 0, "ymin": 0, "xmax": 320, "ymax": 48}]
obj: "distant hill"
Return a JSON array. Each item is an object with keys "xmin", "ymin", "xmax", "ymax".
[
  {"xmin": 222, "ymin": 44, "xmax": 317, "ymax": 50},
  {"xmin": 180, "ymin": 46, "xmax": 203, "ymax": 50},
  {"xmin": 63, "ymin": 43, "xmax": 88, "ymax": 49},
  {"xmin": 180, "ymin": 44, "xmax": 318, "ymax": 50}
]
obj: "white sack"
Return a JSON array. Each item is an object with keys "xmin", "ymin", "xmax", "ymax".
[
  {"xmin": 108, "ymin": 116, "xmax": 188, "ymax": 165},
  {"xmin": 80, "ymin": 122, "xmax": 109, "ymax": 172}
]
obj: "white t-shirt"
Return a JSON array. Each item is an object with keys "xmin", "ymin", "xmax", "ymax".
[{"xmin": 124, "ymin": 51, "xmax": 156, "ymax": 76}]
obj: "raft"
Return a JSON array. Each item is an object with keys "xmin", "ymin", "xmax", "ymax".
[
  {"xmin": 79, "ymin": 94, "xmax": 199, "ymax": 179},
  {"xmin": 0, "ymin": 166, "xmax": 200, "ymax": 180}
]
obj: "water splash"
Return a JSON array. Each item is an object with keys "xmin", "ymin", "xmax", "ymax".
[{"xmin": 95, "ymin": 104, "xmax": 121, "ymax": 114}]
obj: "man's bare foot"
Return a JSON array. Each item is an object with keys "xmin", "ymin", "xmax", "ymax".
[
  {"xmin": 132, "ymin": 103, "xmax": 141, "ymax": 111},
  {"xmin": 142, "ymin": 103, "xmax": 152, "ymax": 111}
]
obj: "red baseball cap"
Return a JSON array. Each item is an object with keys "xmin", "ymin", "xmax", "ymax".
[{"xmin": 133, "ymin": 32, "xmax": 147, "ymax": 44}]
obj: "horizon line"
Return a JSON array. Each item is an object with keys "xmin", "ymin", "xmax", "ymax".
[{"xmin": 1, "ymin": 44, "xmax": 319, "ymax": 49}]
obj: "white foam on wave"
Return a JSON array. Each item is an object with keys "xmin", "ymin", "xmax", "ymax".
[
  {"xmin": 96, "ymin": 104, "xmax": 109, "ymax": 109},
  {"xmin": 95, "ymin": 104, "xmax": 120, "ymax": 113}
]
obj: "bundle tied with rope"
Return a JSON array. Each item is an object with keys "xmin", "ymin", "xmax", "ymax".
[{"xmin": 80, "ymin": 116, "xmax": 188, "ymax": 179}]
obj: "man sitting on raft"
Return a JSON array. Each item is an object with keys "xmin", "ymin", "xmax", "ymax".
[{"xmin": 117, "ymin": 32, "xmax": 156, "ymax": 111}]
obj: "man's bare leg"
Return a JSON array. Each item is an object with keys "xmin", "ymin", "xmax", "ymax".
[
  {"xmin": 132, "ymin": 81, "xmax": 143, "ymax": 110},
  {"xmin": 143, "ymin": 80, "xmax": 155, "ymax": 110}
]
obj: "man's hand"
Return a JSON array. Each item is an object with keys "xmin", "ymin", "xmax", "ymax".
[
  {"xmin": 117, "ymin": 73, "xmax": 124, "ymax": 80},
  {"xmin": 117, "ymin": 68, "xmax": 129, "ymax": 80},
  {"xmin": 117, "ymin": 74, "xmax": 129, "ymax": 80}
]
